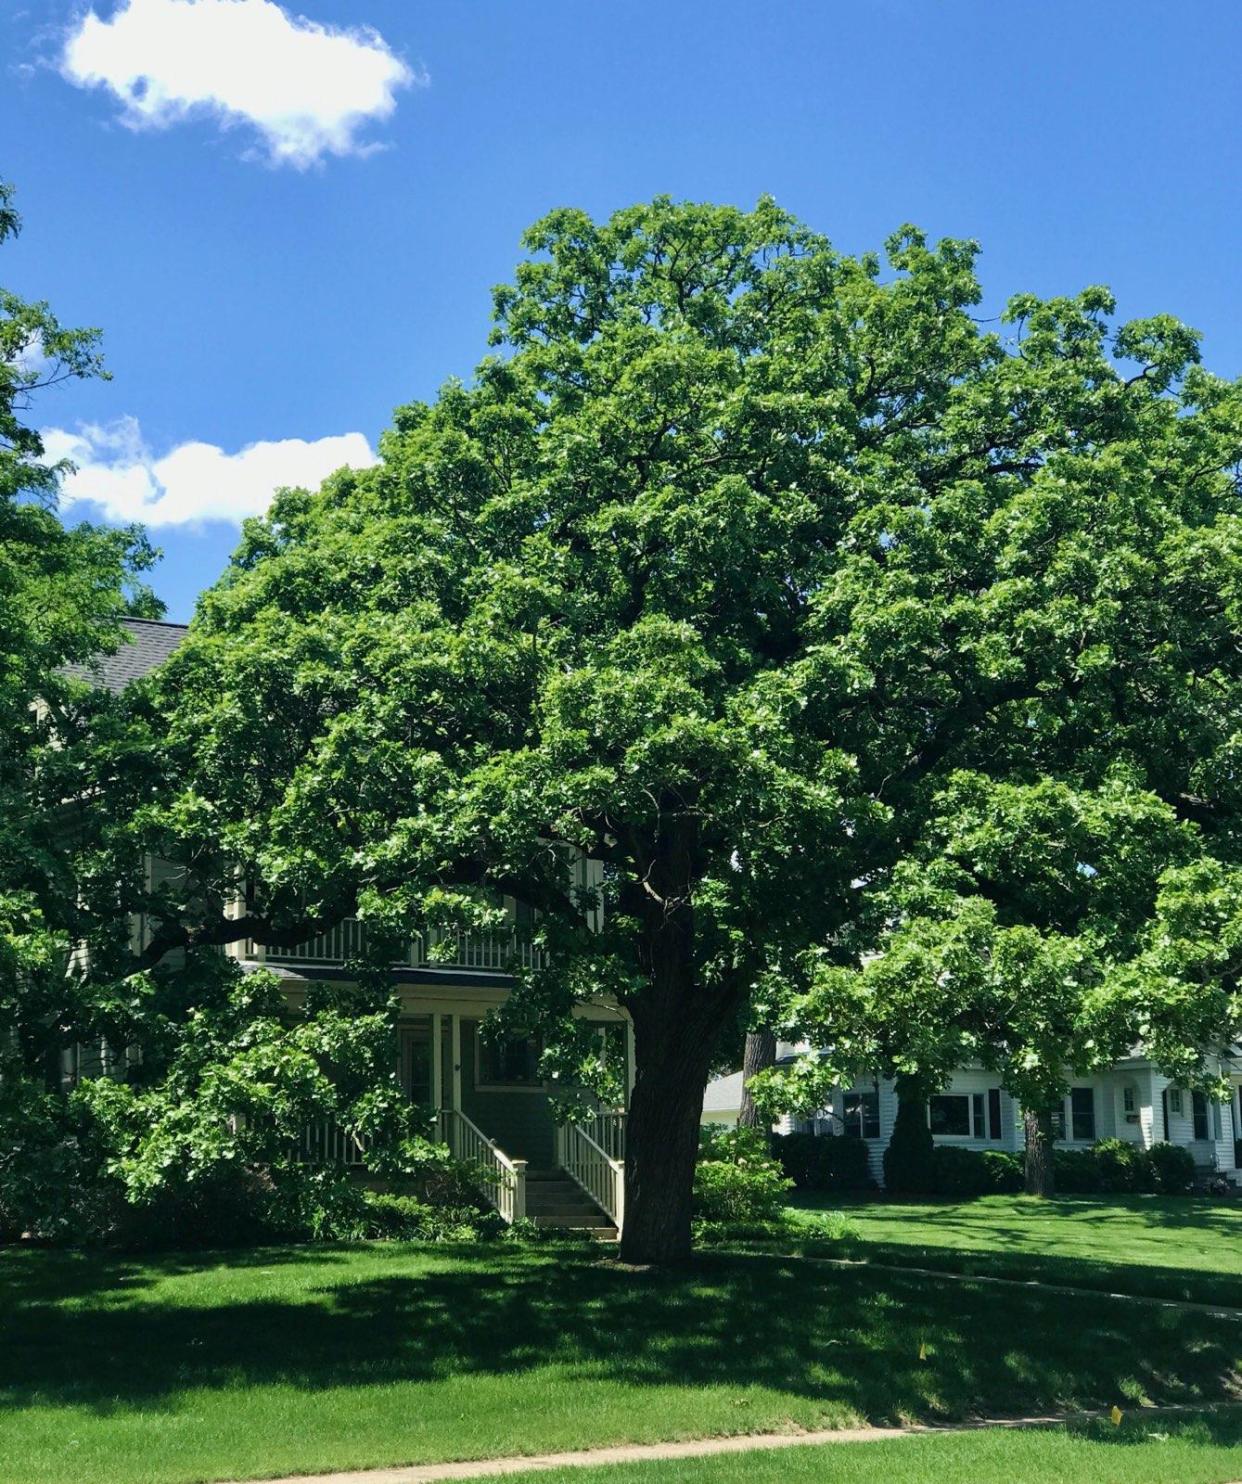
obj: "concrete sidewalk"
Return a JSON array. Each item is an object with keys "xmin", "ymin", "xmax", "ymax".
[{"xmin": 231, "ymin": 1403, "xmax": 1238, "ymax": 1484}]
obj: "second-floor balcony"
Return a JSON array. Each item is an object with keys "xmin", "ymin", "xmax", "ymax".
[{"xmin": 244, "ymin": 917, "xmax": 543, "ymax": 974}]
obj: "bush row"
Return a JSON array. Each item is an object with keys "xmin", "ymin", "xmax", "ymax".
[
  {"xmin": 1054, "ymin": 1138, "xmax": 1196, "ymax": 1194},
  {"xmin": 771, "ymin": 1131, "xmax": 873, "ymax": 1192},
  {"xmin": 1, "ymin": 1133, "xmax": 508, "ymax": 1251},
  {"xmin": 916, "ymin": 1138, "xmax": 1197, "ymax": 1197}
]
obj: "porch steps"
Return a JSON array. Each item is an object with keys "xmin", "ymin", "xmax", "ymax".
[{"xmin": 525, "ymin": 1169, "xmax": 617, "ymax": 1239}]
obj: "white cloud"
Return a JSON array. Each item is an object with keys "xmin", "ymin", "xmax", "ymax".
[
  {"xmin": 42, "ymin": 416, "xmax": 377, "ymax": 526},
  {"xmin": 60, "ymin": 0, "xmax": 417, "ymax": 167}
]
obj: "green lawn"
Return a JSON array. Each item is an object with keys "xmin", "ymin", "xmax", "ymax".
[
  {"xmin": 513, "ymin": 1414, "xmax": 1242, "ymax": 1484},
  {"xmin": 2, "ymin": 1240, "xmax": 1240, "ymax": 1484},
  {"xmin": 786, "ymin": 1193, "xmax": 1242, "ymax": 1306}
]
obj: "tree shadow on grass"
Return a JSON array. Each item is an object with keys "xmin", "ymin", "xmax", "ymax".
[
  {"xmin": 2, "ymin": 1246, "xmax": 1238, "ymax": 1426},
  {"xmin": 0, "ymin": 1242, "xmax": 356, "ymax": 1310}
]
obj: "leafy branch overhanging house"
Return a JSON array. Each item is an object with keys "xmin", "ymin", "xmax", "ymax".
[
  {"xmin": 65, "ymin": 621, "xmax": 1242, "ymax": 1232},
  {"xmin": 63, "ymin": 619, "xmax": 631, "ymax": 1238}
]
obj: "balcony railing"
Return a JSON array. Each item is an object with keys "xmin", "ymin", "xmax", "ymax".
[{"xmin": 245, "ymin": 919, "xmax": 543, "ymax": 973}]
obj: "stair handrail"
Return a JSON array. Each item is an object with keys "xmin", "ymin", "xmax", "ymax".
[
  {"xmin": 556, "ymin": 1118, "xmax": 625, "ymax": 1231},
  {"xmin": 437, "ymin": 1107, "xmax": 527, "ymax": 1224}
]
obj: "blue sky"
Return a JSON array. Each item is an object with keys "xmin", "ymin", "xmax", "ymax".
[{"xmin": 4, "ymin": 0, "xmax": 1240, "ymax": 621}]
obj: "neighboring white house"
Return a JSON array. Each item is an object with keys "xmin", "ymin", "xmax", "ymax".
[{"xmin": 705, "ymin": 1048, "xmax": 1242, "ymax": 1185}]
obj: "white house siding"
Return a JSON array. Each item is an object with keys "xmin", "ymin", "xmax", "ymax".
[{"xmin": 1211, "ymin": 1056, "xmax": 1238, "ymax": 1174}]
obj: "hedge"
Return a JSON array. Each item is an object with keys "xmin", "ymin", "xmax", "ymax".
[
  {"xmin": 906, "ymin": 1138, "xmax": 1198, "ymax": 1198},
  {"xmin": 772, "ymin": 1131, "xmax": 872, "ymax": 1192},
  {"xmin": 930, "ymin": 1145, "xmax": 1024, "ymax": 1196}
]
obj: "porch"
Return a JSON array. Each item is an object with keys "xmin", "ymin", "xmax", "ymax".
[{"xmin": 303, "ymin": 1007, "xmax": 632, "ymax": 1236}]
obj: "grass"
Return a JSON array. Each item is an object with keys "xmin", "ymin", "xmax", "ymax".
[
  {"xmin": 785, "ymin": 1192, "xmax": 1242, "ymax": 1306},
  {"xmin": 2, "ymin": 1239, "xmax": 1240, "ymax": 1484},
  {"xmin": 507, "ymin": 1413, "xmax": 1242, "ymax": 1484}
]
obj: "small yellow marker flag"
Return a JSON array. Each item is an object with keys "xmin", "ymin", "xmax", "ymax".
[
  {"xmin": 918, "ymin": 1341, "xmax": 928, "ymax": 1362},
  {"xmin": 1109, "ymin": 1406, "xmax": 1124, "ymax": 1427}
]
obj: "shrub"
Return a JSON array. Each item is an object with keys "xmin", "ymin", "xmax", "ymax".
[
  {"xmin": 929, "ymin": 1145, "xmax": 991, "ymax": 1197},
  {"xmin": 111, "ymin": 1165, "xmax": 295, "ymax": 1250},
  {"xmin": 773, "ymin": 1132, "xmax": 871, "ymax": 1192},
  {"xmin": 928, "ymin": 1145, "xmax": 1023, "ymax": 1196},
  {"xmin": 1052, "ymin": 1147, "xmax": 1099, "ymax": 1193},
  {"xmin": 1147, "ymin": 1142, "xmax": 1196, "ymax": 1195},
  {"xmin": 1048, "ymin": 1140, "xmax": 1194, "ymax": 1196},
  {"xmin": 1092, "ymin": 1138, "xmax": 1154, "ymax": 1193},
  {"xmin": 344, "ymin": 1191, "xmax": 499, "ymax": 1242},
  {"xmin": 694, "ymin": 1125, "xmax": 792, "ymax": 1223},
  {"xmin": 883, "ymin": 1082, "xmax": 935, "ymax": 1194},
  {"xmin": 0, "ymin": 1073, "xmax": 91, "ymax": 1243},
  {"xmin": 979, "ymin": 1149, "xmax": 1025, "ymax": 1193}
]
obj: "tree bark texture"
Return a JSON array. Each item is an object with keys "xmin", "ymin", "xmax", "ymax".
[
  {"xmin": 1024, "ymin": 1107, "xmax": 1056, "ymax": 1196},
  {"xmin": 737, "ymin": 1029, "xmax": 777, "ymax": 1129}
]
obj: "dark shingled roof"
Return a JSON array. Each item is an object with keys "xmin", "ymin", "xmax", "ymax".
[{"xmin": 64, "ymin": 618, "xmax": 189, "ymax": 693}]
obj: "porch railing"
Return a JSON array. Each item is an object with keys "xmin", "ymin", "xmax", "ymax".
[
  {"xmin": 557, "ymin": 1117, "xmax": 625, "ymax": 1231},
  {"xmin": 300, "ymin": 1118, "xmax": 367, "ymax": 1167},
  {"xmin": 246, "ymin": 920, "xmax": 543, "ymax": 974},
  {"xmin": 437, "ymin": 1107, "xmax": 527, "ymax": 1224}
]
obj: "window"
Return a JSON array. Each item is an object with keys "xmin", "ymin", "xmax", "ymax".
[
  {"xmin": 988, "ymin": 1087, "xmax": 1003, "ymax": 1140},
  {"xmin": 1070, "ymin": 1086, "xmax": 1096, "ymax": 1142},
  {"xmin": 843, "ymin": 1088, "xmax": 880, "ymax": 1140},
  {"xmin": 1049, "ymin": 1107, "xmax": 1066, "ymax": 1141},
  {"xmin": 478, "ymin": 1032, "xmax": 541, "ymax": 1086},
  {"xmin": 1192, "ymin": 1091, "xmax": 1210, "ymax": 1141},
  {"xmin": 928, "ymin": 1094, "xmax": 972, "ymax": 1137},
  {"xmin": 1169, "ymin": 1088, "xmax": 1184, "ymax": 1116}
]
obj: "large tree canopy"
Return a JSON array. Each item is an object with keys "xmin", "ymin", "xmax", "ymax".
[{"xmin": 139, "ymin": 197, "xmax": 1242, "ymax": 1262}]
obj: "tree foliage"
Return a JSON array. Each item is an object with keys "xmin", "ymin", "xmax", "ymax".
[
  {"xmin": 0, "ymin": 181, "xmax": 159, "ymax": 1086},
  {"xmin": 122, "ymin": 196, "xmax": 1242, "ymax": 1259}
]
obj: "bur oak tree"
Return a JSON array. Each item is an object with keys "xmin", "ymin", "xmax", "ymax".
[{"xmin": 142, "ymin": 198, "xmax": 1242, "ymax": 1261}]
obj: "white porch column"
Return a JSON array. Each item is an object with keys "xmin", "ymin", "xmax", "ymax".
[
  {"xmin": 624, "ymin": 1018, "xmax": 636, "ymax": 1108},
  {"xmin": 451, "ymin": 1014, "xmax": 463, "ymax": 1111},
  {"xmin": 431, "ymin": 1012, "xmax": 443, "ymax": 1111}
]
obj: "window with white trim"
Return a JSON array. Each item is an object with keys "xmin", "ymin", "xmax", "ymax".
[
  {"xmin": 842, "ymin": 1088, "xmax": 880, "ymax": 1140},
  {"xmin": 1070, "ymin": 1086, "xmax": 1096, "ymax": 1142},
  {"xmin": 929, "ymin": 1093, "xmax": 976, "ymax": 1138}
]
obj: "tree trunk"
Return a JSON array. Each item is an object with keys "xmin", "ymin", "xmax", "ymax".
[
  {"xmin": 737, "ymin": 1029, "xmax": 777, "ymax": 1129},
  {"xmin": 619, "ymin": 1003, "xmax": 719, "ymax": 1265},
  {"xmin": 1024, "ymin": 1107, "xmax": 1056, "ymax": 1196}
]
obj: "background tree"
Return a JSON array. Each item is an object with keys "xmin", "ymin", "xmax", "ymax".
[
  {"xmin": 134, "ymin": 197, "xmax": 1242, "ymax": 1263},
  {"xmin": 757, "ymin": 774, "xmax": 1242, "ymax": 1194},
  {"xmin": 737, "ymin": 1029, "xmax": 777, "ymax": 1129},
  {"xmin": 0, "ymin": 179, "xmax": 158, "ymax": 1087}
]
